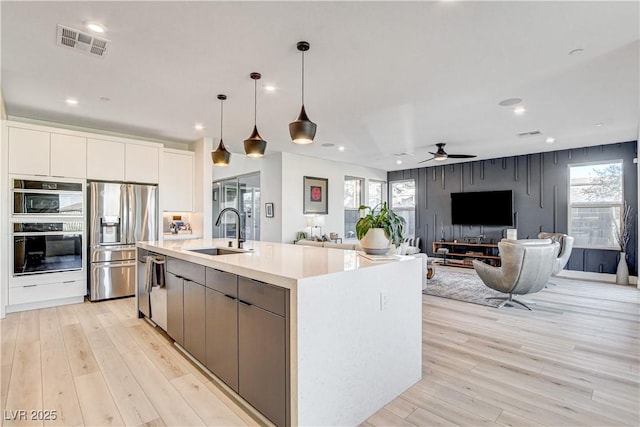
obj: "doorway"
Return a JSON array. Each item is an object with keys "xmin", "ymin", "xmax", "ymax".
[{"xmin": 212, "ymin": 173, "xmax": 261, "ymax": 241}]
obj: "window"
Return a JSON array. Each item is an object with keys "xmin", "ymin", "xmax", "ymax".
[
  {"xmin": 368, "ymin": 180, "xmax": 386, "ymax": 207},
  {"xmin": 568, "ymin": 160, "xmax": 623, "ymax": 249},
  {"xmin": 390, "ymin": 179, "xmax": 415, "ymax": 238},
  {"xmin": 344, "ymin": 177, "xmax": 364, "ymax": 238}
]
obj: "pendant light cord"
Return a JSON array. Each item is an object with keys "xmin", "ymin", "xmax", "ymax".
[
  {"xmin": 254, "ymin": 78, "xmax": 257, "ymax": 125},
  {"xmin": 219, "ymin": 98, "xmax": 224, "ymax": 141},
  {"xmin": 301, "ymin": 50, "xmax": 305, "ymax": 105}
]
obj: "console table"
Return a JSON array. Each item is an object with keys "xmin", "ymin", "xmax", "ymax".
[{"xmin": 432, "ymin": 241, "xmax": 501, "ymax": 268}]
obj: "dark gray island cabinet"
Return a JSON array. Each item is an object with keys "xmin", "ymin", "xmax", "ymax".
[
  {"xmin": 149, "ymin": 255, "xmax": 289, "ymax": 427},
  {"xmin": 136, "ymin": 238, "xmax": 422, "ymax": 427}
]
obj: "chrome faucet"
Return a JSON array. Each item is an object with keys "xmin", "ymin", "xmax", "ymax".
[{"xmin": 215, "ymin": 207, "xmax": 245, "ymax": 249}]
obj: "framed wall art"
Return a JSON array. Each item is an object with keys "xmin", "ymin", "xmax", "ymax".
[
  {"xmin": 303, "ymin": 176, "xmax": 328, "ymax": 214},
  {"xmin": 265, "ymin": 202, "xmax": 274, "ymax": 218}
]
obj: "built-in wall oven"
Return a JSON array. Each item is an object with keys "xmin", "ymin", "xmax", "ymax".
[
  {"xmin": 13, "ymin": 179, "xmax": 83, "ymax": 215},
  {"xmin": 10, "ymin": 177, "xmax": 86, "ymax": 288},
  {"xmin": 13, "ymin": 222, "xmax": 83, "ymax": 276}
]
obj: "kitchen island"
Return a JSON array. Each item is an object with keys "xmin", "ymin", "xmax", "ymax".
[{"xmin": 136, "ymin": 238, "xmax": 422, "ymax": 426}]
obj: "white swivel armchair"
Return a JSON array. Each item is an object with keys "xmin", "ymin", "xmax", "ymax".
[{"xmin": 473, "ymin": 239, "xmax": 560, "ymax": 310}]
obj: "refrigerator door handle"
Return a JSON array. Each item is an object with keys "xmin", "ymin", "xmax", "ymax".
[{"xmin": 120, "ymin": 184, "xmax": 130, "ymax": 244}]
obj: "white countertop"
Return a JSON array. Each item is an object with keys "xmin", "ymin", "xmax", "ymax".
[
  {"xmin": 137, "ymin": 238, "xmax": 415, "ymax": 289},
  {"xmin": 162, "ymin": 233, "xmax": 201, "ymax": 241}
]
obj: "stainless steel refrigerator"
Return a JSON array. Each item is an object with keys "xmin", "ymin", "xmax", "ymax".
[{"xmin": 88, "ymin": 181, "xmax": 158, "ymax": 301}]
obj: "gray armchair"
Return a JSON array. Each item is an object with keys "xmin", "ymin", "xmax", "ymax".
[
  {"xmin": 473, "ymin": 239, "xmax": 560, "ymax": 310},
  {"xmin": 538, "ymin": 232, "xmax": 574, "ymax": 276}
]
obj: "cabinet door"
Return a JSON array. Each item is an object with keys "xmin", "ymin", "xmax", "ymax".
[
  {"xmin": 166, "ymin": 272, "xmax": 184, "ymax": 345},
  {"xmin": 87, "ymin": 138, "xmax": 125, "ymax": 181},
  {"xmin": 8, "ymin": 127, "xmax": 50, "ymax": 176},
  {"xmin": 239, "ymin": 304, "xmax": 286, "ymax": 427},
  {"xmin": 126, "ymin": 143, "xmax": 160, "ymax": 184},
  {"xmin": 183, "ymin": 280, "xmax": 206, "ymax": 363},
  {"xmin": 206, "ymin": 288, "xmax": 239, "ymax": 392},
  {"xmin": 50, "ymin": 133, "xmax": 87, "ymax": 178},
  {"xmin": 161, "ymin": 151, "xmax": 194, "ymax": 211}
]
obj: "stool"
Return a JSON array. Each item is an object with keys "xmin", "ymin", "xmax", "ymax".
[
  {"xmin": 427, "ymin": 258, "xmax": 435, "ymax": 279},
  {"xmin": 436, "ymin": 247, "xmax": 449, "ymax": 265}
]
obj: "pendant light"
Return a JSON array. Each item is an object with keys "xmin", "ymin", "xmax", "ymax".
[
  {"xmin": 212, "ymin": 94, "xmax": 231, "ymax": 167},
  {"xmin": 289, "ymin": 41, "xmax": 317, "ymax": 145},
  {"xmin": 244, "ymin": 72, "xmax": 267, "ymax": 157}
]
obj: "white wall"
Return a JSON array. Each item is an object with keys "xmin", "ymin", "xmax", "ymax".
[
  {"xmin": 280, "ymin": 152, "xmax": 387, "ymax": 243},
  {"xmin": 204, "ymin": 150, "xmax": 387, "ymax": 243},
  {"xmin": 191, "ymin": 136, "xmax": 214, "ymax": 239}
]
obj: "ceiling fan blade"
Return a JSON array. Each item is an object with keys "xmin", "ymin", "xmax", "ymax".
[
  {"xmin": 417, "ymin": 157, "xmax": 436, "ymax": 164},
  {"xmin": 447, "ymin": 154, "xmax": 477, "ymax": 159},
  {"xmin": 428, "ymin": 151, "xmax": 436, "ymax": 155}
]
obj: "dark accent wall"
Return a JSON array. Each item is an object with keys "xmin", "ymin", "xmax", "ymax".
[{"xmin": 388, "ymin": 142, "xmax": 638, "ymax": 275}]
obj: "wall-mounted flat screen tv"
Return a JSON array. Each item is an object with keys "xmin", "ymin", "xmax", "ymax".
[{"xmin": 451, "ymin": 190, "xmax": 513, "ymax": 226}]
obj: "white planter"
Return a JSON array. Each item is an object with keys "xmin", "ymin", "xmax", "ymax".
[
  {"xmin": 616, "ymin": 252, "xmax": 629, "ymax": 286},
  {"xmin": 360, "ymin": 228, "xmax": 391, "ymax": 255}
]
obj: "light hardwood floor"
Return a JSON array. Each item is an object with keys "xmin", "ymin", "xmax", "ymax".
[{"xmin": 1, "ymin": 274, "xmax": 639, "ymax": 427}]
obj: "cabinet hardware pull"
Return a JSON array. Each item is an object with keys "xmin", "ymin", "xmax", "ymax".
[
  {"xmin": 62, "ymin": 280, "xmax": 75, "ymax": 284},
  {"xmin": 174, "ymin": 275, "xmax": 184, "ymax": 280},
  {"xmin": 24, "ymin": 284, "xmax": 37, "ymax": 288},
  {"xmin": 224, "ymin": 294, "xmax": 236, "ymax": 300},
  {"xmin": 238, "ymin": 299, "xmax": 252, "ymax": 306}
]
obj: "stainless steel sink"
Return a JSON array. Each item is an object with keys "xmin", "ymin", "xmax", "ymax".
[{"xmin": 186, "ymin": 247, "xmax": 250, "ymax": 256}]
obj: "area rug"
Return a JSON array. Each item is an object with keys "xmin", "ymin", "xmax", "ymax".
[{"xmin": 423, "ymin": 269, "xmax": 507, "ymax": 307}]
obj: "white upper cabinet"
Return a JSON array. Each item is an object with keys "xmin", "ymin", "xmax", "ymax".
[
  {"xmin": 50, "ymin": 133, "xmax": 87, "ymax": 178},
  {"xmin": 161, "ymin": 150, "xmax": 194, "ymax": 211},
  {"xmin": 8, "ymin": 127, "xmax": 50, "ymax": 176},
  {"xmin": 87, "ymin": 138, "xmax": 125, "ymax": 181},
  {"xmin": 126, "ymin": 143, "xmax": 160, "ymax": 184}
]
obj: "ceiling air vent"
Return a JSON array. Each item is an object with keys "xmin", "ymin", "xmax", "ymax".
[
  {"xmin": 57, "ymin": 24, "xmax": 109, "ymax": 57},
  {"xmin": 517, "ymin": 130, "xmax": 542, "ymax": 138}
]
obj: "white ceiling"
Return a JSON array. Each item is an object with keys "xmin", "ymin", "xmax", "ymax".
[{"xmin": 2, "ymin": 1, "xmax": 638, "ymax": 171}]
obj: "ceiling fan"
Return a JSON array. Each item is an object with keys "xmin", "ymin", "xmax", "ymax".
[{"xmin": 418, "ymin": 143, "xmax": 477, "ymax": 163}]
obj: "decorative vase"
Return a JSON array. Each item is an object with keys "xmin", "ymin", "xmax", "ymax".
[
  {"xmin": 360, "ymin": 228, "xmax": 391, "ymax": 255},
  {"xmin": 616, "ymin": 252, "xmax": 629, "ymax": 286}
]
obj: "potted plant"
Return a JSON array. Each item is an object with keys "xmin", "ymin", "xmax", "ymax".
[{"xmin": 356, "ymin": 202, "xmax": 406, "ymax": 255}]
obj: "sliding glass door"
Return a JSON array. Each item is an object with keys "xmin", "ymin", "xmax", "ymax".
[{"xmin": 212, "ymin": 173, "xmax": 261, "ymax": 241}]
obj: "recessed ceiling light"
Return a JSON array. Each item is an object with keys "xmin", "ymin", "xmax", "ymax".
[
  {"xmin": 86, "ymin": 23, "xmax": 105, "ymax": 33},
  {"xmin": 498, "ymin": 98, "xmax": 522, "ymax": 107},
  {"xmin": 595, "ymin": 122, "xmax": 604, "ymax": 127},
  {"xmin": 66, "ymin": 98, "xmax": 78, "ymax": 105},
  {"xmin": 569, "ymin": 48, "xmax": 584, "ymax": 56},
  {"xmin": 194, "ymin": 123, "xmax": 204, "ymax": 131},
  {"xmin": 99, "ymin": 96, "xmax": 110, "ymax": 102},
  {"xmin": 514, "ymin": 106, "xmax": 526, "ymax": 115},
  {"xmin": 546, "ymin": 137, "xmax": 555, "ymax": 144},
  {"xmin": 321, "ymin": 143, "xmax": 335, "ymax": 147},
  {"xmin": 264, "ymin": 85, "xmax": 276, "ymax": 92},
  {"xmin": 396, "ymin": 160, "xmax": 403, "ymax": 165},
  {"xmin": 338, "ymin": 146, "xmax": 345, "ymax": 152}
]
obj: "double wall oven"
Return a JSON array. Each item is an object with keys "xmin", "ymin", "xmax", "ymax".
[{"xmin": 10, "ymin": 179, "xmax": 86, "ymax": 289}]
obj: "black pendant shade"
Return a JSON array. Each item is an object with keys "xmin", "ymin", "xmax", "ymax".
[
  {"xmin": 244, "ymin": 72, "xmax": 267, "ymax": 157},
  {"xmin": 289, "ymin": 104, "xmax": 317, "ymax": 145},
  {"xmin": 212, "ymin": 94, "xmax": 231, "ymax": 167},
  {"xmin": 212, "ymin": 140, "xmax": 231, "ymax": 166},
  {"xmin": 290, "ymin": 41, "xmax": 316, "ymax": 145}
]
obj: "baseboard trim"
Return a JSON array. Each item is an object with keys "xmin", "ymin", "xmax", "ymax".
[
  {"xmin": 5, "ymin": 295, "xmax": 85, "ymax": 313},
  {"xmin": 557, "ymin": 270, "xmax": 638, "ymax": 286}
]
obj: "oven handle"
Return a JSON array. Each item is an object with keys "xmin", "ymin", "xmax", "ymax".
[{"xmin": 12, "ymin": 231, "xmax": 83, "ymax": 237}]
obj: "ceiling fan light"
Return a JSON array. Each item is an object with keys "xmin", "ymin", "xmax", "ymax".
[
  {"xmin": 434, "ymin": 156, "xmax": 447, "ymax": 162},
  {"xmin": 212, "ymin": 140, "xmax": 231, "ymax": 166},
  {"xmin": 244, "ymin": 125, "xmax": 267, "ymax": 157},
  {"xmin": 289, "ymin": 105, "xmax": 317, "ymax": 144}
]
